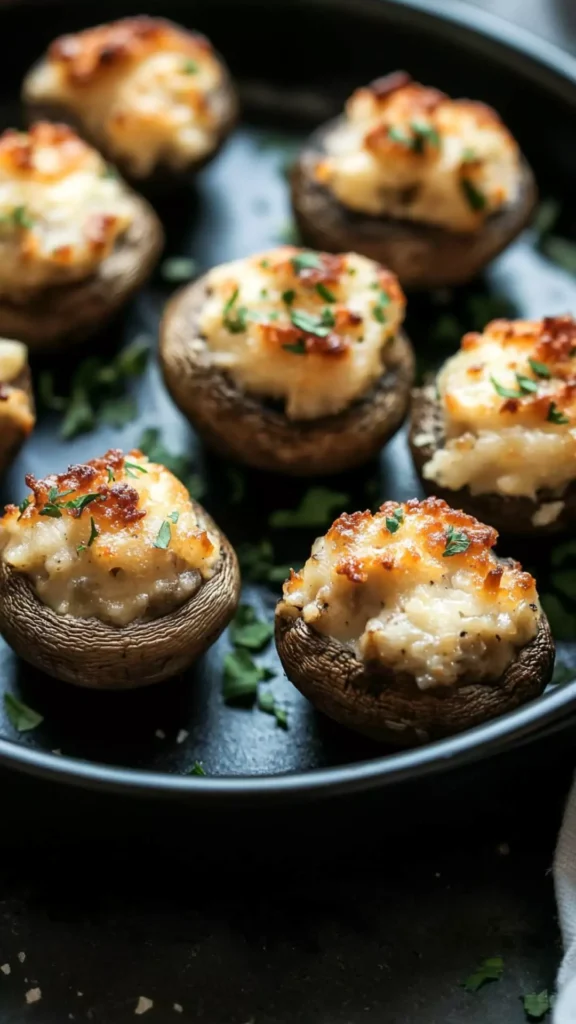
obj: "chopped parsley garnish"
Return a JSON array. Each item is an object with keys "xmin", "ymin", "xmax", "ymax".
[
  {"xmin": 410, "ymin": 120, "xmax": 440, "ymax": 150},
  {"xmin": 187, "ymin": 761, "xmax": 206, "ymax": 776},
  {"xmin": 373, "ymin": 289, "xmax": 391, "ymax": 324},
  {"xmin": 270, "ymin": 487, "xmax": 348, "ymax": 529},
  {"xmin": 387, "ymin": 125, "xmax": 413, "ymax": 147},
  {"xmin": 291, "ymin": 251, "xmax": 323, "ymax": 274},
  {"xmin": 107, "ymin": 467, "xmax": 115, "ymax": 483},
  {"xmin": 154, "ymin": 520, "xmax": 172, "ymax": 549},
  {"xmin": 41, "ymin": 490, "xmax": 103, "ymax": 519},
  {"xmin": 167, "ymin": 510, "xmax": 180, "ymax": 524},
  {"xmin": 12, "ymin": 205, "xmax": 33, "ymax": 229},
  {"xmin": 257, "ymin": 689, "xmax": 289, "ymax": 728},
  {"xmin": 230, "ymin": 605, "xmax": 274, "ymax": 651},
  {"xmin": 462, "ymin": 956, "xmax": 504, "ymax": 992},
  {"xmin": 290, "ymin": 307, "xmax": 335, "ymax": 337},
  {"xmin": 515, "ymin": 373, "xmax": 539, "ymax": 394},
  {"xmin": 547, "ymin": 401, "xmax": 570, "ymax": 424},
  {"xmin": 443, "ymin": 525, "xmax": 471, "ymax": 557},
  {"xmin": 78, "ymin": 516, "xmax": 98, "ymax": 553},
  {"xmin": 182, "ymin": 59, "xmax": 199, "ymax": 74},
  {"xmin": 461, "ymin": 178, "xmax": 486, "ymax": 211},
  {"xmin": 17, "ymin": 497, "xmax": 31, "ymax": 519},
  {"xmin": 3, "ymin": 692, "xmax": 43, "ymax": 732},
  {"xmin": 385, "ymin": 508, "xmax": 404, "ymax": 534},
  {"xmin": 223, "ymin": 649, "xmax": 273, "ymax": 703},
  {"xmin": 222, "ymin": 286, "xmax": 248, "ymax": 333},
  {"xmin": 282, "ymin": 340, "xmax": 307, "ymax": 355},
  {"xmin": 522, "ymin": 991, "xmax": 552, "ymax": 1020},
  {"xmin": 315, "ymin": 283, "xmax": 336, "ymax": 302},
  {"xmin": 282, "ymin": 289, "xmax": 296, "ymax": 305},
  {"xmin": 528, "ymin": 358, "xmax": 551, "ymax": 379},
  {"xmin": 491, "ymin": 375, "xmax": 525, "ymax": 400},
  {"xmin": 124, "ymin": 461, "xmax": 148, "ymax": 479}
]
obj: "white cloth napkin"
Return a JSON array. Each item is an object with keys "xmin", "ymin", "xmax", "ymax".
[{"xmin": 554, "ymin": 777, "xmax": 576, "ymax": 1022}]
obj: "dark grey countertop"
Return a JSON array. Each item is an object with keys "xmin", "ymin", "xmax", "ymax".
[{"xmin": 1, "ymin": 1, "xmax": 576, "ymax": 1022}]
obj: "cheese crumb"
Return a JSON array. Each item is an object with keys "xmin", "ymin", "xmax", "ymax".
[
  {"xmin": 135, "ymin": 996, "xmax": 154, "ymax": 1015},
  {"xmin": 25, "ymin": 988, "xmax": 42, "ymax": 1004},
  {"xmin": 0, "ymin": 964, "xmax": 10, "ymax": 975}
]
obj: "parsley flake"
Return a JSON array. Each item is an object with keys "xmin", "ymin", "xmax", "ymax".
[
  {"xmin": 154, "ymin": 520, "xmax": 172, "ymax": 549},
  {"xmin": 387, "ymin": 125, "xmax": 413, "ymax": 147},
  {"xmin": 461, "ymin": 178, "xmax": 486, "ymax": 211},
  {"xmin": 187, "ymin": 761, "xmax": 206, "ymax": 776},
  {"xmin": 12, "ymin": 205, "xmax": 33, "ymax": 229},
  {"xmin": 17, "ymin": 497, "xmax": 31, "ymax": 519},
  {"xmin": 3, "ymin": 692, "xmax": 43, "ymax": 732},
  {"xmin": 315, "ymin": 283, "xmax": 336, "ymax": 302},
  {"xmin": 78, "ymin": 516, "xmax": 98, "ymax": 553},
  {"xmin": 282, "ymin": 340, "xmax": 307, "ymax": 355},
  {"xmin": 223, "ymin": 649, "xmax": 272, "ymax": 702},
  {"xmin": 290, "ymin": 308, "xmax": 332, "ymax": 337},
  {"xmin": 167, "ymin": 511, "xmax": 180, "ymax": 524},
  {"xmin": 491, "ymin": 375, "xmax": 524, "ymax": 400},
  {"xmin": 528, "ymin": 358, "xmax": 551, "ymax": 379},
  {"xmin": 515, "ymin": 373, "xmax": 539, "ymax": 394},
  {"xmin": 291, "ymin": 252, "xmax": 323, "ymax": 274},
  {"xmin": 107, "ymin": 467, "xmax": 115, "ymax": 483},
  {"xmin": 124, "ymin": 461, "xmax": 148, "ymax": 479},
  {"xmin": 230, "ymin": 605, "xmax": 274, "ymax": 651},
  {"xmin": 462, "ymin": 956, "xmax": 504, "ymax": 993},
  {"xmin": 410, "ymin": 120, "xmax": 440, "ymax": 149},
  {"xmin": 385, "ymin": 508, "xmax": 404, "ymax": 534},
  {"xmin": 182, "ymin": 59, "xmax": 199, "ymax": 74},
  {"xmin": 443, "ymin": 525, "xmax": 471, "ymax": 557},
  {"xmin": 373, "ymin": 289, "xmax": 391, "ymax": 324},
  {"xmin": 522, "ymin": 991, "xmax": 552, "ymax": 1020},
  {"xmin": 282, "ymin": 289, "xmax": 296, "ymax": 305},
  {"xmin": 547, "ymin": 402, "xmax": 570, "ymax": 424},
  {"xmin": 257, "ymin": 689, "xmax": 289, "ymax": 728}
]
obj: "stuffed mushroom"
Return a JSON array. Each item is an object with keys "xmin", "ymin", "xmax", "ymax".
[
  {"xmin": 160, "ymin": 246, "xmax": 415, "ymax": 476},
  {"xmin": 0, "ymin": 339, "xmax": 35, "ymax": 475},
  {"xmin": 0, "ymin": 448, "xmax": 240, "ymax": 688},
  {"xmin": 276, "ymin": 497, "xmax": 554, "ymax": 746},
  {"xmin": 23, "ymin": 16, "xmax": 239, "ymax": 187},
  {"xmin": 410, "ymin": 315, "xmax": 576, "ymax": 535},
  {"xmin": 0, "ymin": 122, "xmax": 163, "ymax": 351},
  {"xmin": 291, "ymin": 71, "xmax": 536, "ymax": 289}
]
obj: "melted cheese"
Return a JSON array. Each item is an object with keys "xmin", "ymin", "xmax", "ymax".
[
  {"xmin": 423, "ymin": 316, "xmax": 576, "ymax": 498},
  {"xmin": 198, "ymin": 247, "xmax": 406, "ymax": 420},
  {"xmin": 0, "ymin": 449, "xmax": 220, "ymax": 626},
  {"xmin": 0, "ymin": 123, "xmax": 136, "ymax": 295},
  {"xmin": 25, "ymin": 17, "xmax": 231, "ymax": 178},
  {"xmin": 279, "ymin": 498, "xmax": 540, "ymax": 690},
  {"xmin": 316, "ymin": 72, "xmax": 521, "ymax": 232},
  {"xmin": 0, "ymin": 339, "xmax": 35, "ymax": 453}
]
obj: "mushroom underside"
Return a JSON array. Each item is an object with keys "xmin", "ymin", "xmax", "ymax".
[
  {"xmin": 0, "ymin": 194, "xmax": 163, "ymax": 350},
  {"xmin": 0, "ymin": 503, "xmax": 240, "ymax": 689},
  {"xmin": 409, "ymin": 385, "xmax": 576, "ymax": 535},
  {"xmin": 160, "ymin": 278, "xmax": 416, "ymax": 476},
  {"xmin": 275, "ymin": 612, "xmax": 555, "ymax": 747},
  {"xmin": 290, "ymin": 117, "xmax": 537, "ymax": 289}
]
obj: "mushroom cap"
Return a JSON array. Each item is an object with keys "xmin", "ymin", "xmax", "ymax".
[
  {"xmin": 159, "ymin": 275, "xmax": 415, "ymax": 476},
  {"xmin": 23, "ymin": 64, "xmax": 238, "ymax": 191},
  {"xmin": 0, "ymin": 500, "xmax": 240, "ymax": 689},
  {"xmin": 291, "ymin": 116, "xmax": 537, "ymax": 290},
  {"xmin": 409, "ymin": 384, "xmax": 576, "ymax": 535},
  {"xmin": 275, "ymin": 609, "xmax": 554, "ymax": 747},
  {"xmin": 0, "ymin": 192, "xmax": 163, "ymax": 352},
  {"xmin": 0, "ymin": 364, "xmax": 35, "ymax": 475}
]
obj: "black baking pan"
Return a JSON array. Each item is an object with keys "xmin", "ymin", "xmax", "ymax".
[{"xmin": 0, "ymin": 0, "xmax": 576, "ymax": 805}]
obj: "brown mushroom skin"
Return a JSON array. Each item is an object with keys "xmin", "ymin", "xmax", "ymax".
[
  {"xmin": 24, "ymin": 65, "xmax": 238, "ymax": 192},
  {"xmin": 275, "ymin": 610, "xmax": 554, "ymax": 747},
  {"xmin": 160, "ymin": 276, "xmax": 416, "ymax": 477},
  {"xmin": 0, "ymin": 194, "xmax": 163, "ymax": 352},
  {"xmin": 291, "ymin": 117, "xmax": 537, "ymax": 290},
  {"xmin": 409, "ymin": 385, "xmax": 576, "ymax": 536},
  {"xmin": 0, "ymin": 366, "xmax": 35, "ymax": 475},
  {"xmin": 0, "ymin": 502, "xmax": 240, "ymax": 689}
]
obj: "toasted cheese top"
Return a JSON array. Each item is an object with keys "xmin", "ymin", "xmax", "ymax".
[
  {"xmin": 0, "ymin": 123, "xmax": 137, "ymax": 295},
  {"xmin": 25, "ymin": 17, "xmax": 233, "ymax": 178},
  {"xmin": 421, "ymin": 316, "xmax": 576, "ymax": 499},
  {"xmin": 198, "ymin": 246, "xmax": 406, "ymax": 420},
  {"xmin": 0, "ymin": 338, "xmax": 35, "ymax": 445},
  {"xmin": 315, "ymin": 71, "xmax": 522, "ymax": 232},
  {"xmin": 279, "ymin": 497, "xmax": 540, "ymax": 690},
  {"xmin": 0, "ymin": 448, "xmax": 220, "ymax": 625}
]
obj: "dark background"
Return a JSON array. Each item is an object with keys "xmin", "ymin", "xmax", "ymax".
[{"xmin": 1, "ymin": 1, "xmax": 576, "ymax": 1022}]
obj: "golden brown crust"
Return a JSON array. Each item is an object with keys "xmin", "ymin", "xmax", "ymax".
[
  {"xmin": 159, "ymin": 275, "xmax": 415, "ymax": 476},
  {"xmin": 0, "ymin": 500, "xmax": 240, "ymax": 689},
  {"xmin": 409, "ymin": 385, "xmax": 576, "ymax": 535},
  {"xmin": 291, "ymin": 116, "xmax": 537, "ymax": 289},
  {"xmin": 0, "ymin": 191, "xmax": 163, "ymax": 351},
  {"xmin": 275, "ymin": 609, "xmax": 554, "ymax": 746},
  {"xmin": 0, "ymin": 366, "xmax": 35, "ymax": 476}
]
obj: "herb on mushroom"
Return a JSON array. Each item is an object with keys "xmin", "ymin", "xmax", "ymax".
[
  {"xmin": 222, "ymin": 287, "xmax": 248, "ymax": 334},
  {"xmin": 547, "ymin": 402, "xmax": 570, "ymax": 425},
  {"xmin": 124, "ymin": 461, "xmax": 148, "ymax": 479},
  {"xmin": 460, "ymin": 178, "xmax": 486, "ymax": 211},
  {"xmin": 373, "ymin": 289, "xmax": 391, "ymax": 324},
  {"xmin": 385, "ymin": 508, "xmax": 404, "ymax": 534},
  {"xmin": 315, "ymin": 283, "xmax": 336, "ymax": 302},
  {"xmin": 528, "ymin": 359, "xmax": 551, "ymax": 379},
  {"xmin": 290, "ymin": 308, "xmax": 335, "ymax": 337},
  {"xmin": 154, "ymin": 520, "xmax": 172, "ymax": 550},
  {"xmin": 77, "ymin": 516, "xmax": 98, "ymax": 553},
  {"xmin": 291, "ymin": 252, "xmax": 323, "ymax": 274},
  {"xmin": 182, "ymin": 59, "xmax": 199, "ymax": 74},
  {"xmin": 443, "ymin": 525, "xmax": 471, "ymax": 557},
  {"xmin": 17, "ymin": 497, "xmax": 31, "ymax": 519}
]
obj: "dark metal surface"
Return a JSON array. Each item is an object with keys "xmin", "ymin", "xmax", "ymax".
[{"xmin": 1, "ymin": 0, "xmax": 576, "ymax": 806}]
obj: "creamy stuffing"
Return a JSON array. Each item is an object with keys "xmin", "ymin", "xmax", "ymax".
[
  {"xmin": 198, "ymin": 246, "xmax": 406, "ymax": 419},
  {"xmin": 315, "ymin": 71, "xmax": 521, "ymax": 232},
  {"xmin": 423, "ymin": 315, "xmax": 576, "ymax": 499},
  {"xmin": 279, "ymin": 497, "xmax": 540, "ymax": 690},
  {"xmin": 0, "ymin": 449, "xmax": 220, "ymax": 625},
  {"xmin": 0, "ymin": 122, "xmax": 136, "ymax": 296},
  {"xmin": 24, "ymin": 17, "xmax": 233, "ymax": 178},
  {"xmin": 0, "ymin": 338, "xmax": 35, "ymax": 464}
]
